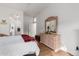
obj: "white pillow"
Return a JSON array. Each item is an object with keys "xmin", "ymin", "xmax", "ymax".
[{"xmin": 0, "ymin": 35, "xmax": 24, "ymax": 46}]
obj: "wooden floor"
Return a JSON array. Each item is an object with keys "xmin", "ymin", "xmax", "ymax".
[{"xmin": 38, "ymin": 43, "xmax": 73, "ymax": 56}]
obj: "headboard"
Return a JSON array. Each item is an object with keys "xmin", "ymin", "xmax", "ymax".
[
  {"xmin": 0, "ymin": 23, "xmax": 10, "ymax": 35},
  {"xmin": 0, "ymin": 33, "xmax": 8, "ymax": 37}
]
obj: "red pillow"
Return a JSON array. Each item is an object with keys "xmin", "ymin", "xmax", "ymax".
[{"xmin": 21, "ymin": 34, "xmax": 35, "ymax": 42}]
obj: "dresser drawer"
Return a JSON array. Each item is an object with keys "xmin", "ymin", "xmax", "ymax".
[{"xmin": 40, "ymin": 33, "xmax": 60, "ymax": 50}]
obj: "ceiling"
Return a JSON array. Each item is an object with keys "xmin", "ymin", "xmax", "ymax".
[{"xmin": 0, "ymin": 3, "xmax": 51, "ymax": 17}]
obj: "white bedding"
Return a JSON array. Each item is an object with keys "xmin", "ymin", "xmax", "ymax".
[{"xmin": 0, "ymin": 35, "xmax": 40, "ymax": 56}]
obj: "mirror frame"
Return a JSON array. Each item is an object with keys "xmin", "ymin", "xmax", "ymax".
[{"xmin": 45, "ymin": 16, "xmax": 58, "ymax": 33}]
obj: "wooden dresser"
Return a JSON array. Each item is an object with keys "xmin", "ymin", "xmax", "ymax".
[{"xmin": 40, "ymin": 33, "xmax": 60, "ymax": 51}]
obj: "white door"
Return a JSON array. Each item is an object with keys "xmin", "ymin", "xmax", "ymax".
[{"xmin": 29, "ymin": 23, "xmax": 36, "ymax": 37}]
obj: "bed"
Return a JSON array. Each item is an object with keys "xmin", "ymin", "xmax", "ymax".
[{"xmin": 0, "ymin": 34, "xmax": 40, "ymax": 56}]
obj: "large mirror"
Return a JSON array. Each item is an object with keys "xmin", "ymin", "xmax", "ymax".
[{"xmin": 45, "ymin": 16, "xmax": 58, "ymax": 34}]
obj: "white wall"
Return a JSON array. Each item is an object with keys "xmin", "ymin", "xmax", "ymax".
[
  {"xmin": 23, "ymin": 16, "xmax": 33, "ymax": 34},
  {"xmin": 36, "ymin": 4, "xmax": 79, "ymax": 55},
  {"xmin": 23, "ymin": 15, "xmax": 37, "ymax": 37},
  {"xmin": 0, "ymin": 6, "xmax": 23, "ymax": 35}
]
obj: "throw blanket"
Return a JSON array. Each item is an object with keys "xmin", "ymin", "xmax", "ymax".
[{"xmin": 21, "ymin": 34, "xmax": 35, "ymax": 42}]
